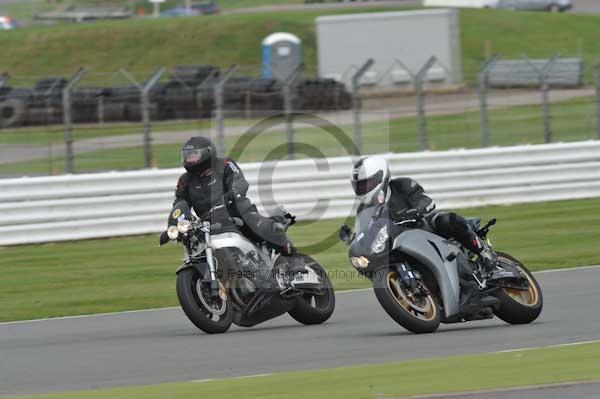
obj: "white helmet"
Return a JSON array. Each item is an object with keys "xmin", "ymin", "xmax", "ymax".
[{"xmin": 351, "ymin": 156, "xmax": 390, "ymax": 205}]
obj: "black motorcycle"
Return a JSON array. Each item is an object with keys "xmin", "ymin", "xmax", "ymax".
[
  {"xmin": 339, "ymin": 201, "xmax": 543, "ymax": 334},
  {"xmin": 160, "ymin": 201, "xmax": 335, "ymax": 334}
]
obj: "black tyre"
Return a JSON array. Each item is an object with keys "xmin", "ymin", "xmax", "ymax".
[
  {"xmin": 373, "ymin": 267, "xmax": 441, "ymax": 334},
  {"xmin": 288, "ymin": 256, "xmax": 335, "ymax": 325},
  {"xmin": 493, "ymin": 253, "xmax": 543, "ymax": 325},
  {"xmin": 176, "ymin": 268, "xmax": 233, "ymax": 334},
  {"xmin": 0, "ymin": 99, "xmax": 25, "ymax": 128}
]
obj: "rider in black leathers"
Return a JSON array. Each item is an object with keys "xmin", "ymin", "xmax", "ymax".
[
  {"xmin": 173, "ymin": 137, "xmax": 296, "ymax": 256},
  {"xmin": 387, "ymin": 177, "xmax": 488, "ymax": 261},
  {"xmin": 351, "ymin": 156, "xmax": 496, "ymax": 271}
]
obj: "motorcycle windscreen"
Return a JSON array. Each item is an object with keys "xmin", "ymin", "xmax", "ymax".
[
  {"xmin": 353, "ymin": 204, "xmax": 377, "ymax": 236},
  {"xmin": 168, "ymin": 201, "xmax": 193, "ymax": 226}
]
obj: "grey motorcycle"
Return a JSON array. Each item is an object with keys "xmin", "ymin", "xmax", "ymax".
[
  {"xmin": 339, "ymin": 202, "xmax": 543, "ymax": 334},
  {"xmin": 160, "ymin": 201, "xmax": 335, "ymax": 334}
]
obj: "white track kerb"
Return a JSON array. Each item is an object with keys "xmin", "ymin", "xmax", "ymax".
[{"xmin": 1, "ymin": 141, "xmax": 600, "ymax": 246}]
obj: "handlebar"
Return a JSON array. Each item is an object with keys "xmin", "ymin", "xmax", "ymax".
[{"xmin": 394, "ymin": 219, "xmax": 418, "ymax": 226}]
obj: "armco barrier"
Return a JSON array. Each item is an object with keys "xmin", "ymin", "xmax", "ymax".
[{"xmin": 1, "ymin": 141, "xmax": 599, "ymax": 246}]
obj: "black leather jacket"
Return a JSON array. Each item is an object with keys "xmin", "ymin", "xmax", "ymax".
[
  {"xmin": 387, "ymin": 178, "xmax": 436, "ymax": 221},
  {"xmin": 173, "ymin": 158, "xmax": 290, "ymax": 248},
  {"xmin": 173, "ymin": 157, "xmax": 249, "ymax": 222}
]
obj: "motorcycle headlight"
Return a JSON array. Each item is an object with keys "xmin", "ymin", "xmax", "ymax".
[
  {"xmin": 167, "ymin": 225, "xmax": 180, "ymax": 240},
  {"xmin": 351, "ymin": 256, "xmax": 370, "ymax": 269},
  {"xmin": 177, "ymin": 219, "xmax": 191, "ymax": 234},
  {"xmin": 371, "ymin": 225, "xmax": 388, "ymax": 254}
]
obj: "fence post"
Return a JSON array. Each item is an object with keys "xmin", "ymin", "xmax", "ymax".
[
  {"xmin": 213, "ymin": 65, "xmax": 238, "ymax": 157},
  {"xmin": 284, "ymin": 64, "xmax": 304, "ymax": 160},
  {"xmin": 596, "ymin": 65, "xmax": 600, "ymax": 140},
  {"xmin": 541, "ymin": 55, "xmax": 559, "ymax": 143},
  {"xmin": 524, "ymin": 54, "xmax": 559, "ymax": 144},
  {"xmin": 62, "ymin": 68, "xmax": 86, "ymax": 174},
  {"xmin": 245, "ymin": 91, "xmax": 251, "ymax": 119},
  {"xmin": 195, "ymin": 69, "xmax": 219, "ymax": 121},
  {"xmin": 0, "ymin": 73, "xmax": 8, "ymax": 90},
  {"xmin": 141, "ymin": 68, "xmax": 166, "ymax": 168},
  {"xmin": 414, "ymin": 56, "xmax": 437, "ymax": 151},
  {"xmin": 97, "ymin": 91, "xmax": 105, "ymax": 125},
  {"xmin": 478, "ymin": 55, "xmax": 499, "ymax": 147},
  {"xmin": 351, "ymin": 59, "xmax": 375, "ymax": 156},
  {"xmin": 119, "ymin": 68, "xmax": 165, "ymax": 168}
]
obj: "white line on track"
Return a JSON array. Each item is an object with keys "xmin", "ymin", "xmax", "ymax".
[
  {"xmin": 495, "ymin": 339, "xmax": 600, "ymax": 353},
  {"xmin": 535, "ymin": 264, "xmax": 600, "ymax": 274},
  {"xmin": 191, "ymin": 373, "xmax": 273, "ymax": 383},
  {"xmin": 1, "ymin": 264, "xmax": 598, "ymax": 326}
]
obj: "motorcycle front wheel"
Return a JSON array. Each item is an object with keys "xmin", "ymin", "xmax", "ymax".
[
  {"xmin": 373, "ymin": 267, "xmax": 441, "ymax": 334},
  {"xmin": 176, "ymin": 268, "xmax": 233, "ymax": 334}
]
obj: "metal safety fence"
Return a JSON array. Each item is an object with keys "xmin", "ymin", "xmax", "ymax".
[{"xmin": 1, "ymin": 55, "xmax": 600, "ymax": 178}]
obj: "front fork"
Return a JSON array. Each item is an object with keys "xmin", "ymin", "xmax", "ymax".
[{"xmin": 201, "ymin": 221, "xmax": 220, "ymax": 296}]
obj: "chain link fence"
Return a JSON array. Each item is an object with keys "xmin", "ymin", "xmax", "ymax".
[{"xmin": 1, "ymin": 55, "xmax": 599, "ymax": 177}]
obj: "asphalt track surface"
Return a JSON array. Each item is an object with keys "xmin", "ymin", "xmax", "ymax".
[{"xmin": 1, "ymin": 266, "xmax": 600, "ymax": 397}]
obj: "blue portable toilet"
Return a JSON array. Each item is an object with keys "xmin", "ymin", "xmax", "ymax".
[{"xmin": 262, "ymin": 32, "xmax": 302, "ymax": 81}]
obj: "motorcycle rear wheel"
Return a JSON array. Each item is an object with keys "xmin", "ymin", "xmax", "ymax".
[
  {"xmin": 373, "ymin": 267, "xmax": 441, "ymax": 334},
  {"xmin": 493, "ymin": 253, "xmax": 543, "ymax": 325},
  {"xmin": 176, "ymin": 268, "xmax": 233, "ymax": 334},
  {"xmin": 288, "ymin": 256, "xmax": 336, "ymax": 325}
]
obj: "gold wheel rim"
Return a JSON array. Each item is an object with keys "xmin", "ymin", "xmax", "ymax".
[
  {"xmin": 386, "ymin": 272, "xmax": 437, "ymax": 321},
  {"xmin": 501, "ymin": 261, "xmax": 539, "ymax": 307}
]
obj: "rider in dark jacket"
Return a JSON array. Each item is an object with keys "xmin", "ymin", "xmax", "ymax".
[
  {"xmin": 174, "ymin": 137, "xmax": 296, "ymax": 256},
  {"xmin": 351, "ymin": 156, "xmax": 497, "ymax": 271}
]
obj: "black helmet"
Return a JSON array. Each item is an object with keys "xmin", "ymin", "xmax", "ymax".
[{"xmin": 182, "ymin": 136, "xmax": 216, "ymax": 175}]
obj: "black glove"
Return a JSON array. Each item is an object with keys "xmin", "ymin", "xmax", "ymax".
[
  {"xmin": 224, "ymin": 189, "xmax": 242, "ymax": 204},
  {"xmin": 284, "ymin": 212, "xmax": 297, "ymax": 226},
  {"xmin": 338, "ymin": 224, "xmax": 353, "ymax": 243}
]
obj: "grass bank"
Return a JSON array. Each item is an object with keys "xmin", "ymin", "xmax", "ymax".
[{"xmin": 0, "ymin": 8, "xmax": 597, "ymax": 83}]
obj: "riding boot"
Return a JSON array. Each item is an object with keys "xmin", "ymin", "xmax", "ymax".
[{"xmin": 471, "ymin": 236, "xmax": 498, "ymax": 274}]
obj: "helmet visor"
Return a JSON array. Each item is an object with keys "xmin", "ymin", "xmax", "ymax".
[
  {"xmin": 182, "ymin": 147, "xmax": 211, "ymax": 165},
  {"xmin": 351, "ymin": 170, "xmax": 383, "ymax": 196}
]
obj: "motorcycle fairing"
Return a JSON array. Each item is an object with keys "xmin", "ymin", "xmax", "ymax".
[{"xmin": 392, "ymin": 229, "xmax": 462, "ymax": 318}]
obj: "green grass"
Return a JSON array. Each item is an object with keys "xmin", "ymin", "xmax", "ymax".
[
  {"xmin": 1, "ymin": 197, "xmax": 600, "ymax": 322},
  {"xmin": 10, "ymin": 342, "xmax": 600, "ymax": 399},
  {"xmin": 0, "ymin": 8, "xmax": 597, "ymax": 85},
  {"xmin": 0, "ymin": 7, "xmax": 395, "ymax": 82},
  {"xmin": 0, "ymin": 120, "xmax": 209, "ymax": 146},
  {"xmin": 1, "ymin": 98, "xmax": 596, "ymax": 175}
]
